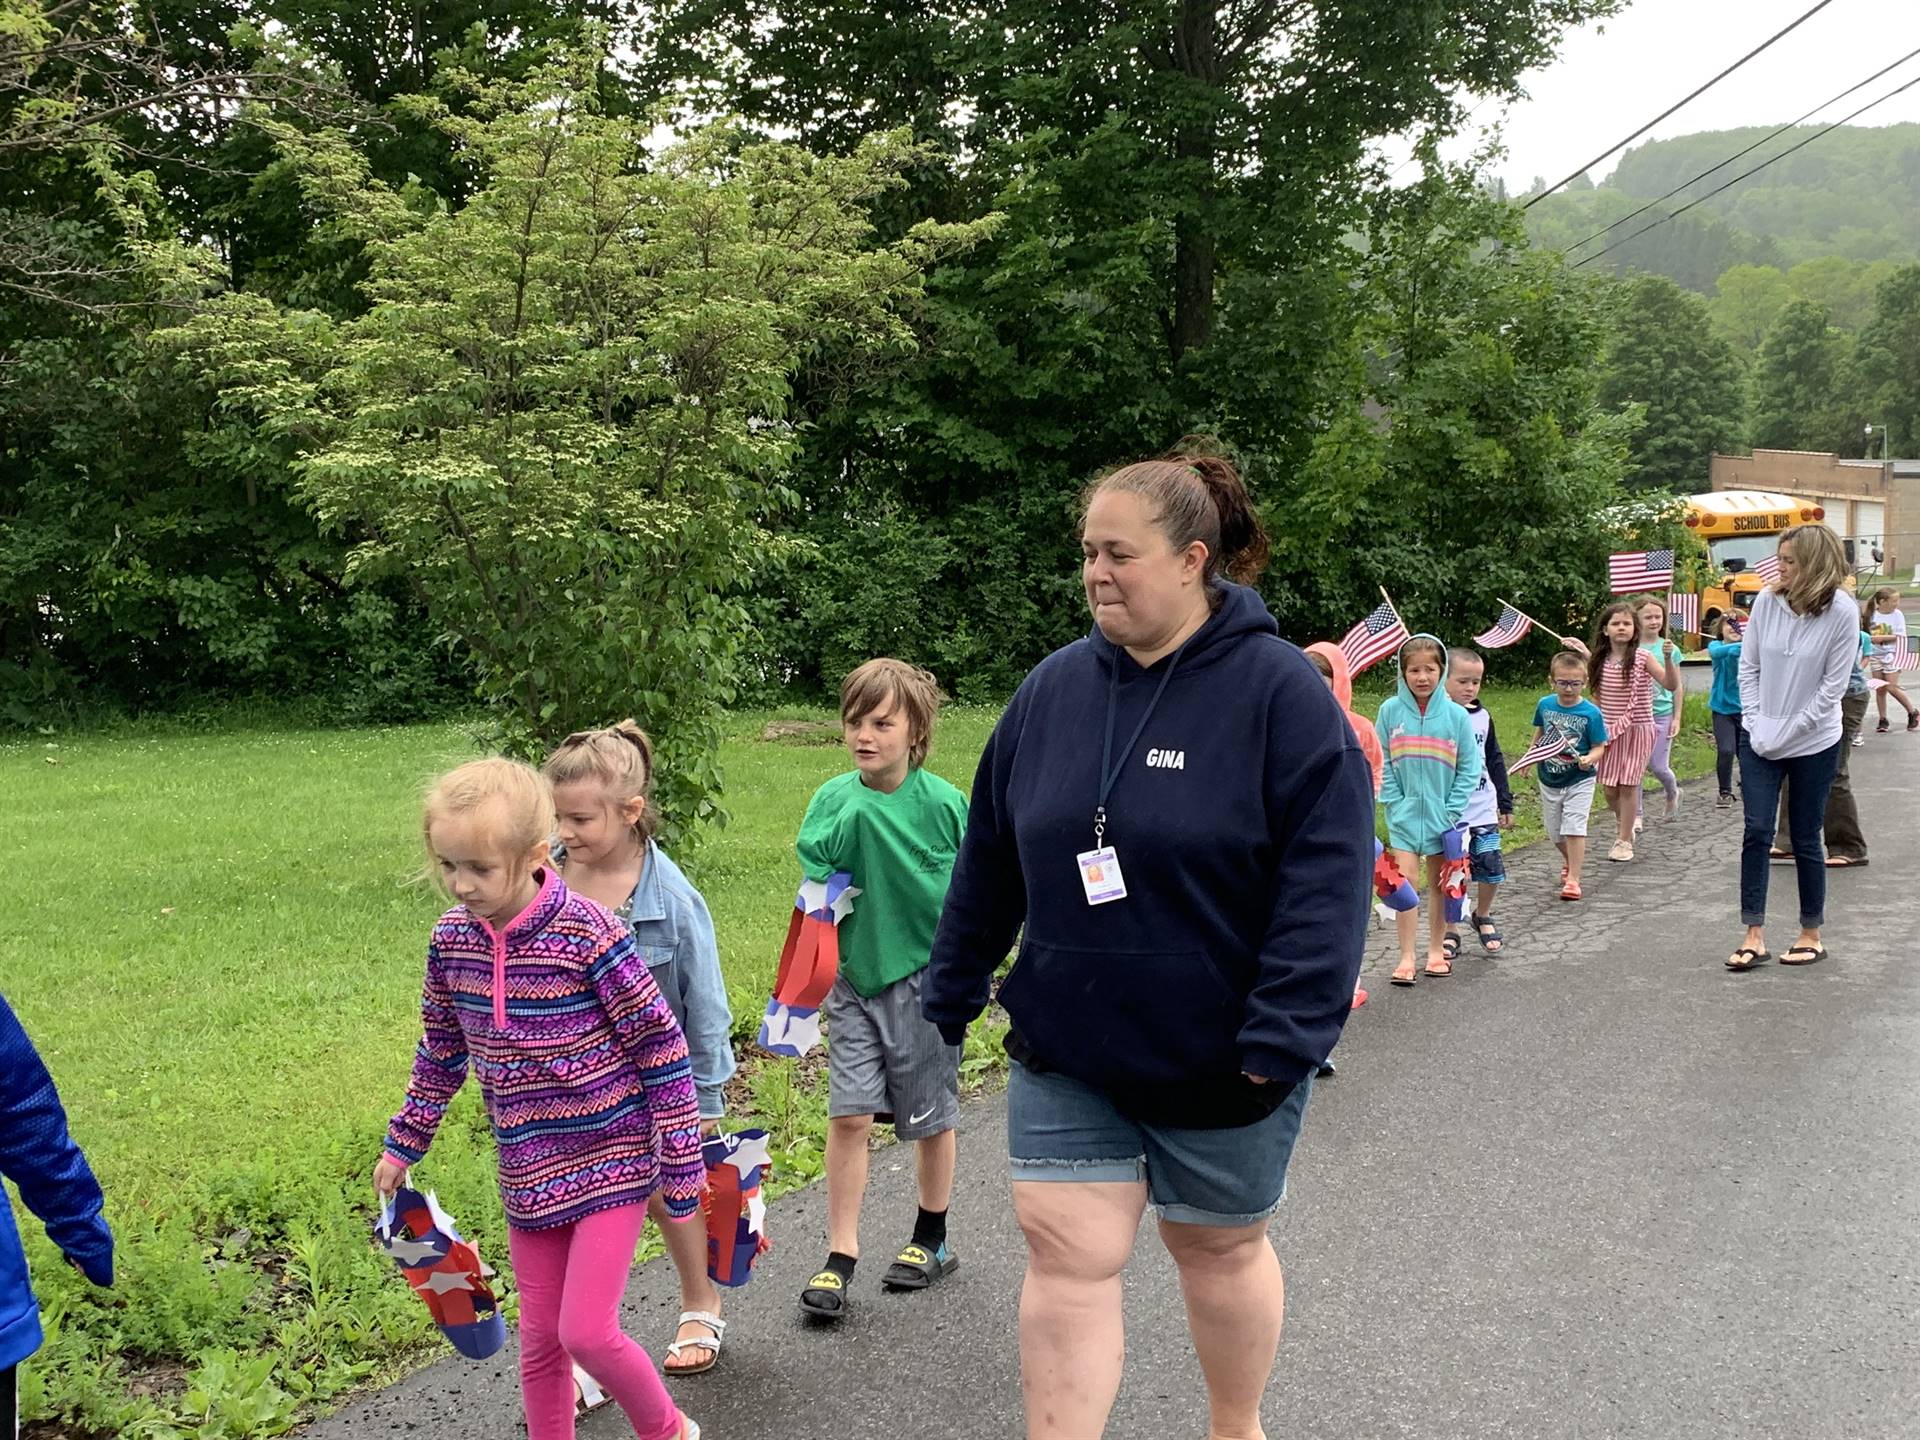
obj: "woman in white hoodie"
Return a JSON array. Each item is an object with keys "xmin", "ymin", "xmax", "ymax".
[{"xmin": 1727, "ymin": 524, "xmax": 1861, "ymax": 971}]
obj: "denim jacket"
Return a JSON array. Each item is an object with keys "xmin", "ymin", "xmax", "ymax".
[{"xmin": 553, "ymin": 840, "xmax": 737, "ymax": 1119}]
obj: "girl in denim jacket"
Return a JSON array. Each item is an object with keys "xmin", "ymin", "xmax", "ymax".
[{"xmin": 547, "ymin": 724, "xmax": 738, "ymax": 1378}]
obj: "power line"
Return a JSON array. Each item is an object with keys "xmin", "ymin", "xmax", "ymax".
[
  {"xmin": 1523, "ymin": 0, "xmax": 1840, "ymax": 208},
  {"xmin": 1572, "ymin": 66, "xmax": 1920, "ymax": 269},
  {"xmin": 1563, "ymin": 43, "xmax": 1920, "ymax": 254}
]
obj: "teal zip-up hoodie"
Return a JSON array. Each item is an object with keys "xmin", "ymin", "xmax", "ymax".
[{"xmin": 1375, "ymin": 635, "xmax": 1483, "ymax": 854}]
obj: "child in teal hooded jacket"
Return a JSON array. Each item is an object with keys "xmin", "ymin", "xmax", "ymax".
[{"xmin": 1376, "ymin": 635, "xmax": 1482, "ymax": 984}]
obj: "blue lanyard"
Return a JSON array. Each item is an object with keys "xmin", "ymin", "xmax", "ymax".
[{"xmin": 1096, "ymin": 642, "xmax": 1188, "ymax": 847}]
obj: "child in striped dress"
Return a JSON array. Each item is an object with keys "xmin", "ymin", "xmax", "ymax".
[
  {"xmin": 376, "ymin": 758, "xmax": 704, "ymax": 1440},
  {"xmin": 1582, "ymin": 601, "xmax": 1678, "ymax": 864}
]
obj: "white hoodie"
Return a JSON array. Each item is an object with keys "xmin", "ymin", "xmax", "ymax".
[{"xmin": 1737, "ymin": 587, "xmax": 1860, "ymax": 759}]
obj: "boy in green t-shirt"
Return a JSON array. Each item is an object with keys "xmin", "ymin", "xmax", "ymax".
[{"xmin": 796, "ymin": 659, "xmax": 968, "ymax": 1323}]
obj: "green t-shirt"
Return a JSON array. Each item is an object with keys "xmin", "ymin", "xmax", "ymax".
[
  {"xmin": 1640, "ymin": 638, "xmax": 1681, "ymax": 718},
  {"xmin": 796, "ymin": 767, "xmax": 969, "ymax": 997}
]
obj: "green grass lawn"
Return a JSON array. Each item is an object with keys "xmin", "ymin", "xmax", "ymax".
[{"xmin": 1, "ymin": 686, "xmax": 1713, "ymax": 1435}]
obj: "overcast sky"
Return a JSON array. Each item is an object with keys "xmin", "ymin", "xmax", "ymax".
[{"xmin": 1378, "ymin": 0, "xmax": 1920, "ymax": 192}]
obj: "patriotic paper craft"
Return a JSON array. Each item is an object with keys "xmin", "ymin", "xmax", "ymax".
[
  {"xmin": 375, "ymin": 1186, "xmax": 505, "ymax": 1360},
  {"xmin": 1670, "ymin": 592, "xmax": 1699, "ymax": 638},
  {"xmin": 1338, "ymin": 600, "xmax": 1411, "ymax": 678},
  {"xmin": 1373, "ymin": 838, "xmax": 1418, "ymax": 912},
  {"xmin": 1609, "ymin": 549, "xmax": 1674, "ymax": 593},
  {"xmin": 703, "ymin": 1128, "xmax": 773, "ymax": 1288},
  {"xmin": 1439, "ymin": 824, "xmax": 1470, "ymax": 924},
  {"xmin": 1473, "ymin": 603, "xmax": 1532, "ymax": 650},
  {"xmin": 759, "ymin": 871, "xmax": 861, "ymax": 1057},
  {"xmin": 1752, "ymin": 553, "xmax": 1782, "ymax": 586},
  {"xmin": 1509, "ymin": 734, "xmax": 1572, "ymax": 775}
]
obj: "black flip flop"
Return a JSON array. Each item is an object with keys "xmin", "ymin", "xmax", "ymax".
[
  {"xmin": 1825, "ymin": 856, "xmax": 1868, "ymax": 868},
  {"xmin": 1780, "ymin": 945, "xmax": 1827, "ymax": 966},
  {"xmin": 1725, "ymin": 947, "xmax": 1771, "ymax": 971},
  {"xmin": 799, "ymin": 1269, "xmax": 848, "ymax": 1320},
  {"xmin": 1389, "ymin": 970, "xmax": 1418, "ymax": 987}
]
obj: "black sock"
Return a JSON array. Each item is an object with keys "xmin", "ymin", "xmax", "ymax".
[
  {"xmin": 824, "ymin": 1250, "xmax": 857, "ymax": 1283},
  {"xmin": 912, "ymin": 1206, "xmax": 948, "ymax": 1250}
]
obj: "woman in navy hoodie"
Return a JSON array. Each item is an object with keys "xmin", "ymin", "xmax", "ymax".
[
  {"xmin": 1, "ymin": 992, "xmax": 113, "ymax": 1428},
  {"xmin": 924, "ymin": 445, "xmax": 1374, "ymax": 1440}
]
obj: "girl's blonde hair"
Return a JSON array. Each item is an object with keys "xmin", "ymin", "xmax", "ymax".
[
  {"xmin": 542, "ymin": 721, "xmax": 658, "ymax": 845},
  {"xmin": 1634, "ymin": 593, "xmax": 1669, "ymax": 638},
  {"xmin": 422, "ymin": 757, "xmax": 553, "ymax": 876},
  {"xmin": 1776, "ymin": 524, "xmax": 1848, "ymax": 617},
  {"xmin": 1867, "ymin": 585, "xmax": 1900, "ymax": 611}
]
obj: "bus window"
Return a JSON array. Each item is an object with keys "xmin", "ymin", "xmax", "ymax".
[{"xmin": 1709, "ymin": 533, "xmax": 1780, "ymax": 574}]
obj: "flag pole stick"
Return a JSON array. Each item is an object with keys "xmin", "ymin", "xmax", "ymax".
[{"xmin": 1379, "ymin": 585, "xmax": 1406, "ymax": 629}]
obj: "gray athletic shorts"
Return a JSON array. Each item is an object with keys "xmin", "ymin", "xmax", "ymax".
[{"xmin": 824, "ymin": 968, "xmax": 960, "ymax": 1140}]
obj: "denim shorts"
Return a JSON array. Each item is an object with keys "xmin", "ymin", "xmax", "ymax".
[
  {"xmin": 1005, "ymin": 1060, "xmax": 1315, "ymax": 1227},
  {"xmin": 1468, "ymin": 825, "xmax": 1505, "ymax": 885}
]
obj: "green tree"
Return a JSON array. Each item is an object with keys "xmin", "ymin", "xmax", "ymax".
[
  {"xmin": 1749, "ymin": 299, "xmax": 1847, "ymax": 452},
  {"xmin": 1852, "ymin": 262, "xmax": 1920, "ymax": 458},
  {"xmin": 1710, "ymin": 263, "xmax": 1789, "ymax": 351},
  {"xmin": 1597, "ymin": 274, "xmax": 1746, "ymax": 489},
  {"xmin": 170, "ymin": 49, "xmax": 989, "ymax": 834}
]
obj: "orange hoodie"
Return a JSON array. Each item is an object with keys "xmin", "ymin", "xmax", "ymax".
[{"xmin": 1306, "ymin": 641, "xmax": 1384, "ymax": 796}]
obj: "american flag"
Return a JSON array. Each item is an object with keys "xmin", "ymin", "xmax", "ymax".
[
  {"xmin": 1890, "ymin": 634, "xmax": 1913, "ymax": 672},
  {"xmin": 1338, "ymin": 600, "xmax": 1410, "ymax": 678},
  {"xmin": 1670, "ymin": 592, "xmax": 1699, "ymax": 638},
  {"xmin": 1753, "ymin": 552, "xmax": 1782, "ymax": 585},
  {"xmin": 1609, "ymin": 549, "xmax": 1674, "ymax": 593},
  {"xmin": 1509, "ymin": 734, "xmax": 1572, "ymax": 776},
  {"xmin": 1473, "ymin": 603, "xmax": 1533, "ymax": 650}
]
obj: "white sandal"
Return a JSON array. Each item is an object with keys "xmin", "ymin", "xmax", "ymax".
[
  {"xmin": 573, "ymin": 1363, "xmax": 610, "ymax": 1413},
  {"xmin": 664, "ymin": 1310, "xmax": 726, "ymax": 1375}
]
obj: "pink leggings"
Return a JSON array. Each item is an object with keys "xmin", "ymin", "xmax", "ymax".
[
  {"xmin": 509, "ymin": 1205, "xmax": 682, "ymax": 1440},
  {"xmin": 1648, "ymin": 712, "xmax": 1678, "ymax": 800}
]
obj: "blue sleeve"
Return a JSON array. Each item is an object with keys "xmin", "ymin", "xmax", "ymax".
[
  {"xmin": 1531, "ymin": 698, "xmax": 1548, "ymax": 730},
  {"xmin": 923, "ymin": 691, "xmax": 1032, "ymax": 1045},
  {"xmin": 0, "ymin": 995, "xmax": 113, "ymax": 1286},
  {"xmin": 1587, "ymin": 702, "xmax": 1609, "ymax": 744},
  {"xmin": 1241, "ymin": 699, "xmax": 1376, "ymax": 1080},
  {"xmin": 1483, "ymin": 714, "xmax": 1514, "ymax": 814},
  {"xmin": 671, "ymin": 887, "xmax": 736, "ymax": 1120}
]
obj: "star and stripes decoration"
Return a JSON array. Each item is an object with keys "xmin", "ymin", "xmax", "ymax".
[
  {"xmin": 375, "ymin": 1186, "xmax": 505, "ymax": 1360},
  {"xmin": 1439, "ymin": 823, "xmax": 1471, "ymax": 924},
  {"xmin": 1473, "ymin": 603, "xmax": 1533, "ymax": 650},
  {"xmin": 703, "ymin": 1128, "xmax": 774, "ymax": 1288},
  {"xmin": 1509, "ymin": 734, "xmax": 1573, "ymax": 776},
  {"xmin": 1752, "ymin": 552, "xmax": 1782, "ymax": 586},
  {"xmin": 1609, "ymin": 549, "xmax": 1674, "ymax": 593},
  {"xmin": 759, "ymin": 872, "xmax": 860, "ymax": 1057},
  {"xmin": 1670, "ymin": 592, "xmax": 1699, "ymax": 638},
  {"xmin": 1373, "ymin": 838, "xmax": 1418, "ymax": 914},
  {"xmin": 1338, "ymin": 600, "xmax": 1411, "ymax": 678},
  {"xmin": 1888, "ymin": 634, "xmax": 1913, "ymax": 672}
]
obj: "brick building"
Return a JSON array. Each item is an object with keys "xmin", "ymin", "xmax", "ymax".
[{"xmin": 1708, "ymin": 449, "xmax": 1920, "ymax": 577}]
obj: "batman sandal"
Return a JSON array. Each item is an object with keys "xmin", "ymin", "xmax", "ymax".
[
  {"xmin": 882, "ymin": 1241, "xmax": 957, "ymax": 1291},
  {"xmin": 799, "ymin": 1268, "xmax": 849, "ymax": 1320}
]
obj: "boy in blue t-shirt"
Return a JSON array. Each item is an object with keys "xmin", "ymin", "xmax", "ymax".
[{"xmin": 1531, "ymin": 651, "xmax": 1610, "ymax": 902}]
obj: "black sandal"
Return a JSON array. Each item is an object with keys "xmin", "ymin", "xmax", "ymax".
[
  {"xmin": 799, "ymin": 1269, "xmax": 849, "ymax": 1320},
  {"xmin": 1780, "ymin": 945, "xmax": 1826, "ymax": 966},
  {"xmin": 1725, "ymin": 947, "xmax": 1771, "ymax": 972},
  {"xmin": 881, "ymin": 1241, "xmax": 957, "ymax": 1291},
  {"xmin": 1441, "ymin": 932, "xmax": 1462, "ymax": 961},
  {"xmin": 1470, "ymin": 914, "xmax": 1503, "ymax": 953}
]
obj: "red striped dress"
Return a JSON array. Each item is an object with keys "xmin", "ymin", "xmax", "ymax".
[{"xmin": 1595, "ymin": 648, "xmax": 1655, "ymax": 786}]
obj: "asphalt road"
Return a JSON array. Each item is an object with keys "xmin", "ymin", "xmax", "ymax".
[{"xmin": 306, "ymin": 729, "xmax": 1920, "ymax": 1439}]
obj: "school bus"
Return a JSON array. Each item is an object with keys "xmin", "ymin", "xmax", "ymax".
[{"xmin": 1682, "ymin": 490, "xmax": 1832, "ymax": 636}]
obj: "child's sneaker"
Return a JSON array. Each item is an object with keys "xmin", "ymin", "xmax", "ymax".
[
  {"xmin": 882, "ymin": 1240, "xmax": 957, "ymax": 1291},
  {"xmin": 1560, "ymin": 877, "xmax": 1582, "ymax": 901},
  {"xmin": 1878, "ymin": 718, "xmax": 1891, "ymax": 733},
  {"xmin": 1717, "ymin": 791, "xmax": 1735, "ymax": 808},
  {"xmin": 1908, "ymin": 711, "xmax": 1918, "ymax": 732}
]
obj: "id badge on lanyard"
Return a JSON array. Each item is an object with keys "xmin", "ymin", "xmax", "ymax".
[{"xmin": 1082, "ymin": 641, "xmax": 1187, "ymax": 906}]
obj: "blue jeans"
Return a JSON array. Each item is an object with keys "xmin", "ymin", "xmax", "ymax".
[{"xmin": 1738, "ymin": 736, "xmax": 1842, "ymax": 929}]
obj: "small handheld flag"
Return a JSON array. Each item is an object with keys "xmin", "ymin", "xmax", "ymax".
[
  {"xmin": 1509, "ymin": 734, "xmax": 1572, "ymax": 775},
  {"xmin": 1752, "ymin": 553, "xmax": 1782, "ymax": 586},
  {"xmin": 1888, "ymin": 635, "xmax": 1912, "ymax": 672},
  {"xmin": 760, "ymin": 872, "xmax": 860, "ymax": 1057},
  {"xmin": 1609, "ymin": 549, "xmax": 1674, "ymax": 593},
  {"xmin": 1473, "ymin": 603, "xmax": 1533, "ymax": 650},
  {"xmin": 1339, "ymin": 600, "xmax": 1411, "ymax": 678},
  {"xmin": 375, "ymin": 1186, "xmax": 506, "ymax": 1360},
  {"xmin": 1670, "ymin": 592, "xmax": 1699, "ymax": 639}
]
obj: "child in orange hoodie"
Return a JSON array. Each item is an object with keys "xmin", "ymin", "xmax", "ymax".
[{"xmin": 1306, "ymin": 643, "xmax": 1383, "ymax": 1038}]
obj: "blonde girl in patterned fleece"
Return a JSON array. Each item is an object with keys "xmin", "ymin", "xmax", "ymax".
[{"xmin": 375, "ymin": 757, "xmax": 704, "ymax": 1440}]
